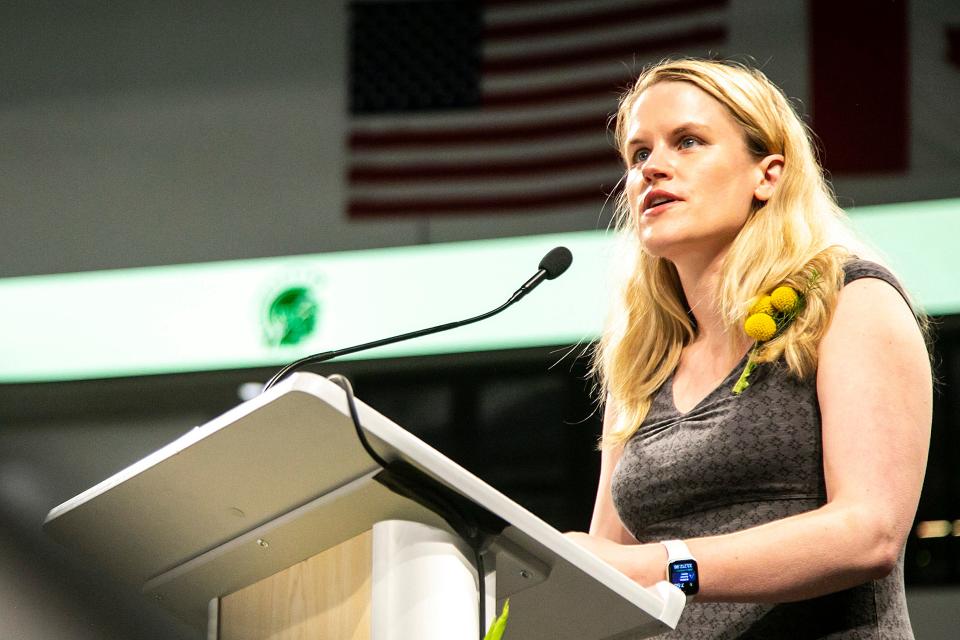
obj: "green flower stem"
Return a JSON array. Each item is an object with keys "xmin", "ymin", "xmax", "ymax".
[
  {"xmin": 732, "ymin": 354, "xmax": 758, "ymax": 395},
  {"xmin": 484, "ymin": 599, "xmax": 510, "ymax": 640}
]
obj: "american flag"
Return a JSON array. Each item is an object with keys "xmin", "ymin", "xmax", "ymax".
[{"xmin": 347, "ymin": 0, "xmax": 729, "ymax": 218}]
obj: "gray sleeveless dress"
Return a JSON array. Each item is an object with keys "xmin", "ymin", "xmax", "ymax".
[{"xmin": 610, "ymin": 260, "xmax": 915, "ymax": 639}]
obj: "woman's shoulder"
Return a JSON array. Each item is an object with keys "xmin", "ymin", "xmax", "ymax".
[
  {"xmin": 840, "ymin": 257, "xmax": 914, "ymax": 313},
  {"xmin": 823, "ymin": 258, "xmax": 926, "ymax": 358}
]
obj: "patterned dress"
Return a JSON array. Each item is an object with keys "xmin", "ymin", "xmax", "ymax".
[{"xmin": 610, "ymin": 260, "xmax": 915, "ymax": 639}]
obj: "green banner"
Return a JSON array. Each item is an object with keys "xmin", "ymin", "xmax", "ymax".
[{"xmin": 1, "ymin": 198, "xmax": 957, "ymax": 383}]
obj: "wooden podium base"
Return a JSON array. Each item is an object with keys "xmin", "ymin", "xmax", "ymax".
[
  {"xmin": 219, "ymin": 529, "xmax": 372, "ymax": 640},
  {"xmin": 214, "ymin": 521, "xmax": 489, "ymax": 640}
]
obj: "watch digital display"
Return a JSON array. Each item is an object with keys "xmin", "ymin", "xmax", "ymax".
[{"xmin": 668, "ymin": 559, "xmax": 699, "ymax": 595}]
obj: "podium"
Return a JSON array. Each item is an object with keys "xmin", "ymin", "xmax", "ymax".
[{"xmin": 43, "ymin": 372, "xmax": 685, "ymax": 639}]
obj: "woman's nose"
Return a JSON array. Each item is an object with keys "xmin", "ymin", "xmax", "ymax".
[{"xmin": 641, "ymin": 148, "xmax": 673, "ymax": 182}]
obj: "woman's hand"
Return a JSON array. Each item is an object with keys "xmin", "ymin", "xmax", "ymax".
[{"xmin": 564, "ymin": 532, "xmax": 667, "ymax": 586}]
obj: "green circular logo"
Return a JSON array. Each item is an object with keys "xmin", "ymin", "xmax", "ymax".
[{"xmin": 263, "ymin": 286, "xmax": 320, "ymax": 347}]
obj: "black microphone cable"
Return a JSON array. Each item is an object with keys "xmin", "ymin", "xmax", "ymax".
[
  {"xmin": 326, "ymin": 374, "xmax": 389, "ymax": 469},
  {"xmin": 326, "ymin": 373, "xmax": 489, "ymax": 640}
]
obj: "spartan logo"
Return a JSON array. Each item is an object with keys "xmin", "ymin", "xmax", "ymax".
[{"xmin": 263, "ymin": 286, "xmax": 320, "ymax": 347}]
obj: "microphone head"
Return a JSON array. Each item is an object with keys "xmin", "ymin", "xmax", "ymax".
[{"xmin": 539, "ymin": 246, "xmax": 573, "ymax": 280}]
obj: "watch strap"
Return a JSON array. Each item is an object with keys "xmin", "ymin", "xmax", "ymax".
[
  {"xmin": 661, "ymin": 539, "xmax": 695, "ymax": 562},
  {"xmin": 661, "ymin": 539, "xmax": 698, "ymax": 602}
]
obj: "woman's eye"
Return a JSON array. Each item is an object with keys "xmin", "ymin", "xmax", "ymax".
[
  {"xmin": 679, "ymin": 136, "xmax": 700, "ymax": 149},
  {"xmin": 632, "ymin": 148, "xmax": 650, "ymax": 164}
]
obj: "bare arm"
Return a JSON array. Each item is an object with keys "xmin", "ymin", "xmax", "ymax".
[
  {"xmin": 588, "ymin": 400, "xmax": 637, "ymax": 544},
  {"xmin": 570, "ymin": 278, "xmax": 931, "ymax": 602}
]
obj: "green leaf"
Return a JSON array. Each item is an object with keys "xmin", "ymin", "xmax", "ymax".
[{"xmin": 483, "ymin": 599, "xmax": 510, "ymax": 640}]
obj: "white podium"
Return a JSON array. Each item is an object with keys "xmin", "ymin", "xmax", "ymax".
[{"xmin": 44, "ymin": 372, "xmax": 685, "ymax": 639}]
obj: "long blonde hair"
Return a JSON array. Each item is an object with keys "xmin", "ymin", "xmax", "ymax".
[{"xmin": 595, "ymin": 58, "xmax": 863, "ymax": 448}]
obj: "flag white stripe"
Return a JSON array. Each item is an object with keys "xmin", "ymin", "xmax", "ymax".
[
  {"xmin": 484, "ymin": 0, "xmax": 695, "ymax": 25},
  {"xmin": 351, "ymin": 100, "xmax": 613, "ymax": 133},
  {"xmin": 482, "ymin": 60, "xmax": 642, "ymax": 93},
  {"xmin": 352, "ymin": 202, "xmax": 611, "ymax": 218},
  {"xmin": 350, "ymin": 168, "xmax": 623, "ymax": 199},
  {"xmin": 351, "ymin": 137, "xmax": 617, "ymax": 165},
  {"xmin": 484, "ymin": 14, "xmax": 726, "ymax": 58}
]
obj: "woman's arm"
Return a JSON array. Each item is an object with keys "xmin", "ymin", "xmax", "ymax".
[
  {"xmin": 588, "ymin": 400, "xmax": 638, "ymax": 543},
  {"xmin": 569, "ymin": 277, "xmax": 931, "ymax": 602}
]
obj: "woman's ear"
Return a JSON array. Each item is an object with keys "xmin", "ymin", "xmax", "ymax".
[{"xmin": 754, "ymin": 154, "xmax": 784, "ymax": 202}]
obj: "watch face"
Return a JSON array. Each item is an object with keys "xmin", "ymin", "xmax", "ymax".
[{"xmin": 668, "ymin": 559, "xmax": 699, "ymax": 595}]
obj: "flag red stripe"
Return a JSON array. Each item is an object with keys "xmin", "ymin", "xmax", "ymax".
[
  {"xmin": 349, "ymin": 185, "xmax": 608, "ymax": 216},
  {"xmin": 949, "ymin": 26, "xmax": 960, "ymax": 68},
  {"xmin": 809, "ymin": 0, "xmax": 907, "ymax": 173},
  {"xmin": 350, "ymin": 149, "xmax": 619, "ymax": 182},
  {"xmin": 483, "ymin": 78, "xmax": 628, "ymax": 109},
  {"xmin": 483, "ymin": 0, "xmax": 592, "ymax": 5},
  {"xmin": 484, "ymin": 0, "xmax": 728, "ymax": 41},
  {"xmin": 350, "ymin": 113, "xmax": 602, "ymax": 149},
  {"xmin": 482, "ymin": 0, "xmax": 590, "ymax": 5},
  {"xmin": 483, "ymin": 26, "xmax": 727, "ymax": 74}
]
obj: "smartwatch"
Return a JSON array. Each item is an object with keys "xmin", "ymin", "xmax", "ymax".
[{"xmin": 661, "ymin": 539, "xmax": 699, "ymax": 600}]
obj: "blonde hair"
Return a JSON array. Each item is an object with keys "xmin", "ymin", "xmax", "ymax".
[{"xmin": 595, "ymin": 58, "xmax": 865, "ymax": 448}]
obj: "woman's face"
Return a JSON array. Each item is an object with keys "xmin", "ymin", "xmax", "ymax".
[{"xmin": 623, "ymin": 81, "xmax": 777, "ymax": 263}]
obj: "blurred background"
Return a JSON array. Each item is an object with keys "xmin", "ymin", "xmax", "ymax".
[{"xmin": 1, "ymin": 0, "xmax": 959, "ymax": 637}]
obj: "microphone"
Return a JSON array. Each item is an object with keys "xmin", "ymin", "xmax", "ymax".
[
  {"xmin": 511, "ymin": 245, "xmax": 573, "ymax": 303},
  {"xmin": 262, "ymin": 246, "xmax": 573, "ymax": 391}
]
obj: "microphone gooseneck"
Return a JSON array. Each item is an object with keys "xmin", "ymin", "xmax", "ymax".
[{"xmin": 261, "ymin": 246, "xmax": 573, "ymax": 391}]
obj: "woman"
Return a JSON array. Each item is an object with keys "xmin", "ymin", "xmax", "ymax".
[{"xmin": 565, "ymin": 58, "xmax": 931, "ymax": 638}]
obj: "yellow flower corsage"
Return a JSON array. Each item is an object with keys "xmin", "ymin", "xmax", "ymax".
[{"xmin": 732, "ymin": 284, "xmax": 804, "ymax": 394}]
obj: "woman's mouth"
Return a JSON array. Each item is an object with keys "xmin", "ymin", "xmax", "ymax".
[
  {"xmin": 642, "ymin": 190, "xmax": 682, "ymax": 216},
  {"xmin": 643, "ymin": 200, "xmax": 677, "ymax": 217}
]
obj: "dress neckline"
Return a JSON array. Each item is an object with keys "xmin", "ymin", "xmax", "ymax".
[{"xmin": 668, "ymin": 349, "xmax": 751, "ymax": 416}]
